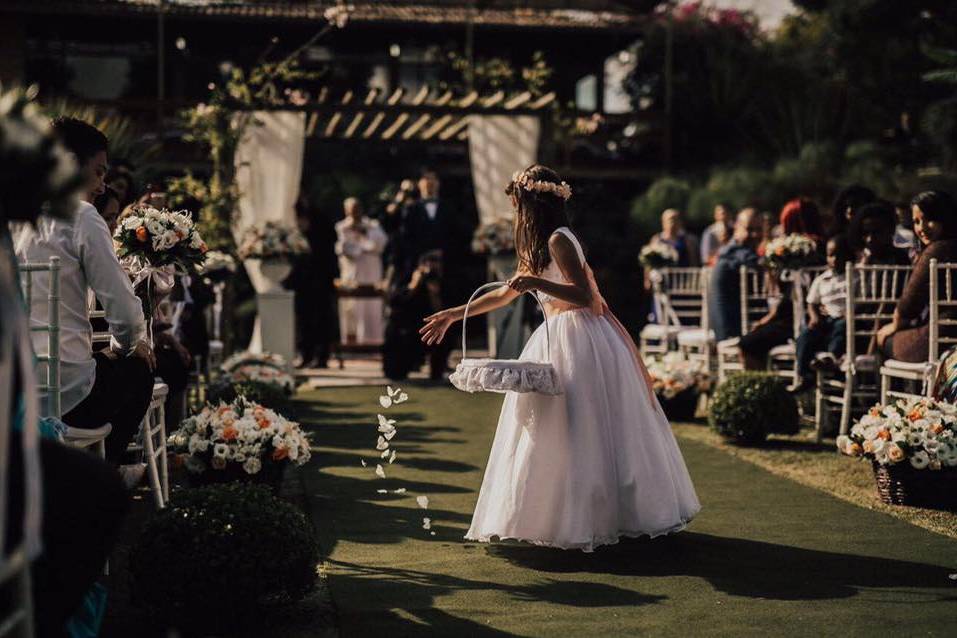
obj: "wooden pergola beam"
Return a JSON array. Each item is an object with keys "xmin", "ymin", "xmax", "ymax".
[
  {"xmin": 529, "ymin": 92, "xmax": 556, "ymax": 109},
  {"xmin": 401, "ymin": 114, "xmax": 431, "ymax": 140},
  {"xmin": 438, "ymin": 116, "xmax": 471, "ymax": 141},
  {"xmin": 411, "ymin": 86, "xmax": 430, "ymax": 106},
  {"xmin": 342, "ymin": 112, "xmax": 365, "ymax": 138},
  {"xmin": 432, "ymin": 90, "xmax": 453, "ymax": 107},
  {"xmin": 386, "ymin": 88, "xmax": 405, "ymax": 105},
  {"xmin": 324, "ymin": 112, "xmax": 343, "ymax": 137},
  {"xmin": 480, "ymin": 91, "xmax": 505, "ymax": 108},
  {"xmin": 456, "ymin": 91, "xmax": 479, "ymax": 108},
  {"xmin": 381, "ymin": 113, "xmax": 410, "ymax": 140},
  {"xmin": 362, "ymin": 111, "xmax": 387, "ymax": 139},
  {"xmin": 504, "ymin": 91, "xmax": 532, "ymax": 110},
  {"xmin": 419, "ymin": 114, "xmax": 453, "ymax": 140}
]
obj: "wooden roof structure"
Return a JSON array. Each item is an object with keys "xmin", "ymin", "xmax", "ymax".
[
  {"xmin": 250, "ymin": 86, "xmax": 560, "ymax": 143},
  {"xmin": 1, "ymin": 1, "xmax": 652, "ymax": 32}
]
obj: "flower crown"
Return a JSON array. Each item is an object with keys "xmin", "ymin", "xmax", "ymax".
[{"xmin": 511, "ymin": 171, "xmax": 572, "ymax": 201}]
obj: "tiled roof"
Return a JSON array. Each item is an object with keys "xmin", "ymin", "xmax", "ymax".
[{"xmin": 1, "ymin": 1, "xmax": 649, "ymax": 31}]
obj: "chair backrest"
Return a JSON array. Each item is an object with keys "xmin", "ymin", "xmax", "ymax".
[
  {"xmin": 791, "ymin": 266, "xmax": 828, "ymax": 336},
  {"xmin": 929, "ymin": 260, "xmax": 957, "ymax": 361},
  {"xmin": 654, "ymin": 267, "xmax": 708, "ymax": 328},
  {"xmin": 18, "ymin": 257, "xmax": 61, "ymax": 418},
  {"xmin": 738, "ymin": 265, "xmax": 769, "ymax": 335},
  {"xmin": 88, "ymin": 299, "xmax": 111, "ymax": 346},
  {"xmin": 845, "ymin": 262, "xmax": 912, "ymax": 361}
]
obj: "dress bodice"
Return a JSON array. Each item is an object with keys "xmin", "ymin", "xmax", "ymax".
[{"xmin": 537, "ymin": 227, "xmax": 585, "ymax": 304}]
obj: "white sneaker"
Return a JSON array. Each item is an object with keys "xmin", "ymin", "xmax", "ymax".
[{"xmin": 118, "ymin": 463, "xmax": 147, "ymax": 490}]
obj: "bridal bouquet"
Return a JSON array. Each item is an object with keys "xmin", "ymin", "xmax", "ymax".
[
  {"xmin": 114, "ymin": 205, "xmax": 207, "ymax": 272},
  {"xmin": 762, "ymin": 233, "xmax": 818, "ymax": 272},
  {"xmin": 645, "ymin": 352, "xmax": 711, "ymax": 400},
  {"xmin": 838, "ymin": 398, "xmax": 957, "ymax": 470},
  {"xmin": 471, "ymin": 218, "xmax": 515, "ymax": 255},
  {"xmin": 237, "ymin": 221, "xmax": 310, "ymax": 261},
  {"xmin": 169, "ymin": 398, "xmax": 311, "ymax": 476},
  {"xmin": 639, "ymin": 243, "xmax": 678, "ymax": 270}
]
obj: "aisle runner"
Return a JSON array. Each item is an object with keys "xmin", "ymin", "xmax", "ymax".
[{"xmin": 297, "ymin": 385, "xmax": 957, "ymax": 637}]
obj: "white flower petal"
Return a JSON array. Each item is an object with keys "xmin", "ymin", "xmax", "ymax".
[
  {"xmin": 389, "ymin": 450, "xmax": 397, "ymax": 464},
  {"xmin": 360, "ymin": 459, "xmax": 367, "ymax": 467},
  {"xmin": 422, "ymin": 517, "xmax": 431, "ymax": 530},
  {"xmin": 381, "ymin": 449, "xmax": 390, "ymax": 459},
  {"xmin": 375, "ymin": 464, "xmax": 386, "ymax": 479},
  {"xmin": 393, "ymin": 488, "xmax": 406, "ymax": 494},
  {"xmin": 379, "ymin": 396, "xmax": 392, "ymax": 408},
  {"xmin": 396, "ymin": 392, "xmax": 409, "ymax": 404},
  {"xmin": 384, "ymin": 429, "xmax": 397, "ymax": 441},
  {"xmin": 416, "ymin": 495, "xmax": 429, "ymax": 509},
  {"xmin": 376, "ymin": 436, "xmax": 389, "ymax": 451},
  {"xmin": 377, "ymin": 489, "xmax": 388, "ymax": 494}
]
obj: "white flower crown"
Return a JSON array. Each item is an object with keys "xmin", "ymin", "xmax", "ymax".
[{"xmin": 511, "ymin": 171, "xmax": 572, "ymax": 201}]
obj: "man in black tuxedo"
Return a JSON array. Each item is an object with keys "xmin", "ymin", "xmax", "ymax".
[{"xmin": 392, "ymin": 169, "xmax": 467, "ymax": 378}]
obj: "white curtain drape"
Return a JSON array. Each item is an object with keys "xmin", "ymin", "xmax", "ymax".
[
  {"xmin": 234, "ymin": 110, "xmax": 306, "ymax": 353},
  {"xmin": 468, "ymin": 115, "xmax": 540, "ymax": 225}
]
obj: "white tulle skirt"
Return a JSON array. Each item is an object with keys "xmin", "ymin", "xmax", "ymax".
[{"xmin": 465, "ymin": 308, "xmax": 701, "ymax": 552}]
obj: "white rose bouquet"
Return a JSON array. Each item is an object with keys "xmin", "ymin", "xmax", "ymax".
[
  {"xmin": 639, "ymin": 242, "xmax": 679, "ymax": 270},
  {"xmin": 198, "ymin": 250, "xmax": 236, "ymax": 280},
  {"xmin": 645, "ymin": 352, "xmax": 711, "ymax": 400},
  {"xmin": 114, "ymin": 205, "xmax": 207, "ymax": 272},
  {"xmin": 471, "ymin": 218, "xmax": 515, "ymax": 255},
  {"xmin": 169, "ymin": 398, "xmax": 311, "ymax": 476},
  {"xmin": 221, "ymin": 351, "xmax": 295, "ymax": 394},
  {"xmin": 762, "ymin": 233, "xmax": 819, "ymax": 272},
  {"xmin": 237, "ymin": 221, "xmax": 310, "ymax": 260},
  {"xmin": 838, "ymin": 398, "xmax": 957, "ymax": 470}
]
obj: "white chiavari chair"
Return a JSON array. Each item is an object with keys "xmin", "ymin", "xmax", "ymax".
[
  {"xmin": 768, "ymin": 266, "xmax": 828, "ymax": 384},
  {"xmin": 880, "ymin": 259, "xmax": 957, "ymax": 404},
  {"xmin": 815, "ymin": 263, "xmax": 911, "ymax": 440},
  {"xmin": 640, "ymin": 267, "xmax": 707, "ymax": 356},
  {"xmin": 717, "ymin": 266, "xmax": 769, "ymax": 383}
]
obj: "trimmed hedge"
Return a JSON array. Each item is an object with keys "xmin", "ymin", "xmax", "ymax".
[{"xmin": 709, "ymin": 372, "xmax": 800, "ymax": 445}]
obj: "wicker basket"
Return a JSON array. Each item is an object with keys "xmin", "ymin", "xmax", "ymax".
[{"xmin": 872, "ymin": 461, "xmax": 957, "ymax": 510}]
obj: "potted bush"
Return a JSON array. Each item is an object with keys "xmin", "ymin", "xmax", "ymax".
[
  {"xmin": 169, "ymin": 397, "xmax": 311, "ymax": 490},
  {"xmin": 129, "ymin": 484, "xmax": 320, "ymax": 633},
  {"xmin": 838, "ymin": 397, "xmax": 957, "ymax": 510},
  {"xmin": 646, "ymin": 352, "xmax": 710, "ymax": 421},
  {"xmin": 709, "ymin": 372, "xmax": 799, "ymax": 445}
]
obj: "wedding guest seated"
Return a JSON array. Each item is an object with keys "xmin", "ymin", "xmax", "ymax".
[
  {"xmin": 828, "ymin": 184, "xmax": 876, "ymax": 236},
  {"xmin": 788, "ymin": 235, "xmax": 851, "ymax": 393},
  {"xmin": 878, "ymin": 191, "xmax": 957, "ymax": 362},
  {"xmin": 700, "ymin": 202, "xmax": 732, "ymax": 266},
  {"xmin": 648, "ymin": 208, "xmax": 701, "ymax": 268},
  {"xmin": 738, "ymin": 198, "xmax": 825, "ymax": 370},
  {"xmin": 708, "ymin": 208, "xmax": 763, "ymax": 341},
  {"xmin": 850, "ymin": 200, "xmax": 912, "ymax": 266},
  {"xmin": 13, "ymin": 117, "xmax": 155, "ymax": 464},
  {"xmin": 383, "ymin": 250, "xmax": 444, "ymax": 380},
  {"xmin": 92, "ymin": 185, "xmax": 121, "ymax": 234}
]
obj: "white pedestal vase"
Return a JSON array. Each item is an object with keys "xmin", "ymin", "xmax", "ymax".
[{"xmin": 244, "ymin": 258, "xmax": 296, "ymax": 363}]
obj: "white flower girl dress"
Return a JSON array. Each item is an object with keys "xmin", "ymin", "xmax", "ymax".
[{"xmin": 466, "ymin": 227, "xmax": 700, "ymax": 552}]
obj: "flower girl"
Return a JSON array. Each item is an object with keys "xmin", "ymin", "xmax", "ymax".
[{"xmin": 421, "ymin": 165, "xmax": 700, "ymax": 552}]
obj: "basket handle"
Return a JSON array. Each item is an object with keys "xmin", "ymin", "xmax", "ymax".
[{"xmin": 461, "ymin": 281, "xmax": 551, "ymax": 362}]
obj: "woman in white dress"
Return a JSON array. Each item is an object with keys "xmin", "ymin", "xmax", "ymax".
[
  {"xmin": 336, "ymin": 197, "xmax": 387, "ymax": 344},
  {"xmin": 421, "ymin": 165, "xmax": 700, "ymax": 552}
]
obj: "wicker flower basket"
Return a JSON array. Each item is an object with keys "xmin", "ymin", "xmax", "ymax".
[{"xmin": 871, "ymin": 461, "xmax": 957, "ymax": 510}]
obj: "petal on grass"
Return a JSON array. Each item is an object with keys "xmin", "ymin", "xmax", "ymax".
[
  {"xmin": 379, "ymin": 395, "xmax": 392, "ymax": 408},
  {"xmin": 416, "ymin": 495, "xmax": 429, "ymax": 509},
  {"xmin": 375, "ymin": 464, "xmax": 386, "ymax": 479},
  {"xmin": 376, "ymin": 436, "xmax": 389, "ymax": 451},
  {"xmin": 389, "ymin": 450, "xmax": 397, "ymax": 464},
  {"xmin": 422, "ymin": 517, "xmax": 431, "ymax": 530}
]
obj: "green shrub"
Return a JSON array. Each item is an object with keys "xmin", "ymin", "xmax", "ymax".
[
  {"xmin": 208, "ymin": 378, "xmax": 289, "ymax": 412},
  {"xmin": 129, "ymin": 484, "xmax": 320, "ymax": 631},
  {"xmin": 709, "ymin": 372, "xmax": 799, "ymax": 445},
  {"xmin": 630, "ymin": 176, "xmax": 692, "ymax": 239}
]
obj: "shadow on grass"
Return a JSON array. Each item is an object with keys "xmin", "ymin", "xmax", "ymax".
[{"xmin": 489, "ymin": 532, "xmax": 957, "ymax": 602}]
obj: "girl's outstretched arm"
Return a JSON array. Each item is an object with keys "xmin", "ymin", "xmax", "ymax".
[{"xmin": 420, "ymin": 282, "xmax": 520, "ymax": 345}]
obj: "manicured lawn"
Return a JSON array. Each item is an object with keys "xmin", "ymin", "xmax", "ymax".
[{"xmin": 297, "ymin": 383, "xmax": 957, "ymax": 638}]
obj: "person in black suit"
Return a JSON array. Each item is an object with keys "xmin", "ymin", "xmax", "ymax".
[{"xmin": 392, "ymin": 170, "xmax": 470, "ymax": 377}]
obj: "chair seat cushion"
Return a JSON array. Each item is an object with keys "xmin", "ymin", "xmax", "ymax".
[
  {"xmin": 880, "ymin": 359, "xmax": 935, "ymax": 375},
  {"xmin": 677, "ymin": 328, "xmax": 715, "ymax": 347},
  {"xmin": 640, "ymin": 324, "xmax": 685, "ymax": 340},
  {"xmin": 717, "ymin": 337, "xmax": 741, "ymax": 352},
  {"xmin": 769, "ymin": 343, "xmax": 796, "ymax": 358}
]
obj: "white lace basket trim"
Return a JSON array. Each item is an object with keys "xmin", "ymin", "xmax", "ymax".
[{"xmin": 450, "ymin": 359, "xmax": 562, "ymax": 395}]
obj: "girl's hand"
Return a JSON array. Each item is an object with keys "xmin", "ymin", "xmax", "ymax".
[
  {"xmin": 507, "ymin": 275, "xmax": 538, "ymax": 293},
  {"xmin": 420, "ymin": 309, "xmax": 456, "ymax": 345}
]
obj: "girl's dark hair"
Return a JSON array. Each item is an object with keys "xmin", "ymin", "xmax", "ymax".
[
  {"xmin": 93, "ymin": 186, "xmax": 120, "ymax": 215},
  {"xmin": 51, "ymin": 117, "xmax": 108, "ymax": 164},
  {"xmin": 827, "ymin": 233, "xmax": 852, "ymax": 263},
  {"xmin": 506, "ymin": 164, "xmax": 569, "ymax": 274},
  {"xmin": 912, "ymin": 190, "xmax": 957, "ymax": 241},
  {"xmin": 830, "ymin": 184, "xmax": 876, "ymax": 233},
  {"xmin": 847, "ymin": 200, "xmax": 897, "ymax": 251}
]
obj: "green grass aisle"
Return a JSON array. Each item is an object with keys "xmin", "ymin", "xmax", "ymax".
[{"xmin": 294, "ymin": 384, "xmax": 957, "ymax": 637}]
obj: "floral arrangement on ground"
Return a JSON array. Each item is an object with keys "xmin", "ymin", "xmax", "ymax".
[
  {"xmin": 646, "ymin": 352, "xmax": 711, "ymax": 399},
  {"xmin": 220, "ymin": 351, "xmax": 295, "ymax": 394},
  {"xmin": 237, "ymin": 221, "xmax": 310, "ymax": 261},
  {"xmin": 169, "ymin": 397, "xmax": 311, "ymax": 476},
  {"xmin": 838, "ymin": 397, "xmax": 957, "ymax": 470}
]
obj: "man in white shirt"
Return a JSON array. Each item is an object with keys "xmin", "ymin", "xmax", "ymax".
[{"xmin": 14, "ymin": 117, "xmax": 155, "ymax": 463}]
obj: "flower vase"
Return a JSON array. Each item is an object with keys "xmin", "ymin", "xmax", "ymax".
[{"xmin": 248, "ymin": 258, "xmax": 292, "ymax": 294}]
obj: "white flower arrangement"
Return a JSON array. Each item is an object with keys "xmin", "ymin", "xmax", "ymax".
[
  {"xmin": 237, "ymin": 221, "xmax": 310, "ymax": 261},
  {"xmin": 645, "ymin": 352, "xmax": 711, "ymax": 400},
  {"xmin": 639, "ymin": 242, "xmax": 679, "ymax": 270},
  {"xmin": 169, "ymin": 398, "xmax": 311, "ymax": 475},
  {"xmin": 471, "ymin": 217, "xmax": 515, "ymax": 255},
  {"xmin": 838, "ymin": 397, "xmax": 957, "ymax": 470},
  {"xmin": 114, "ymin": 205, "xmax": 207, "ymax": 271},
  {"xmin": 222, "ymin": 351, "xmax": 288, "ymax": 372},
  {"xmin": 198, "ymin": 250, "xmax": 236, "ymax": 276},
  {"xmin": 221, "ymin": 351, "xmax": 295, "ymax": 394},
  {"xmin": 762, "ymin": 233, "xmax": 818, "ymax": 272}
]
